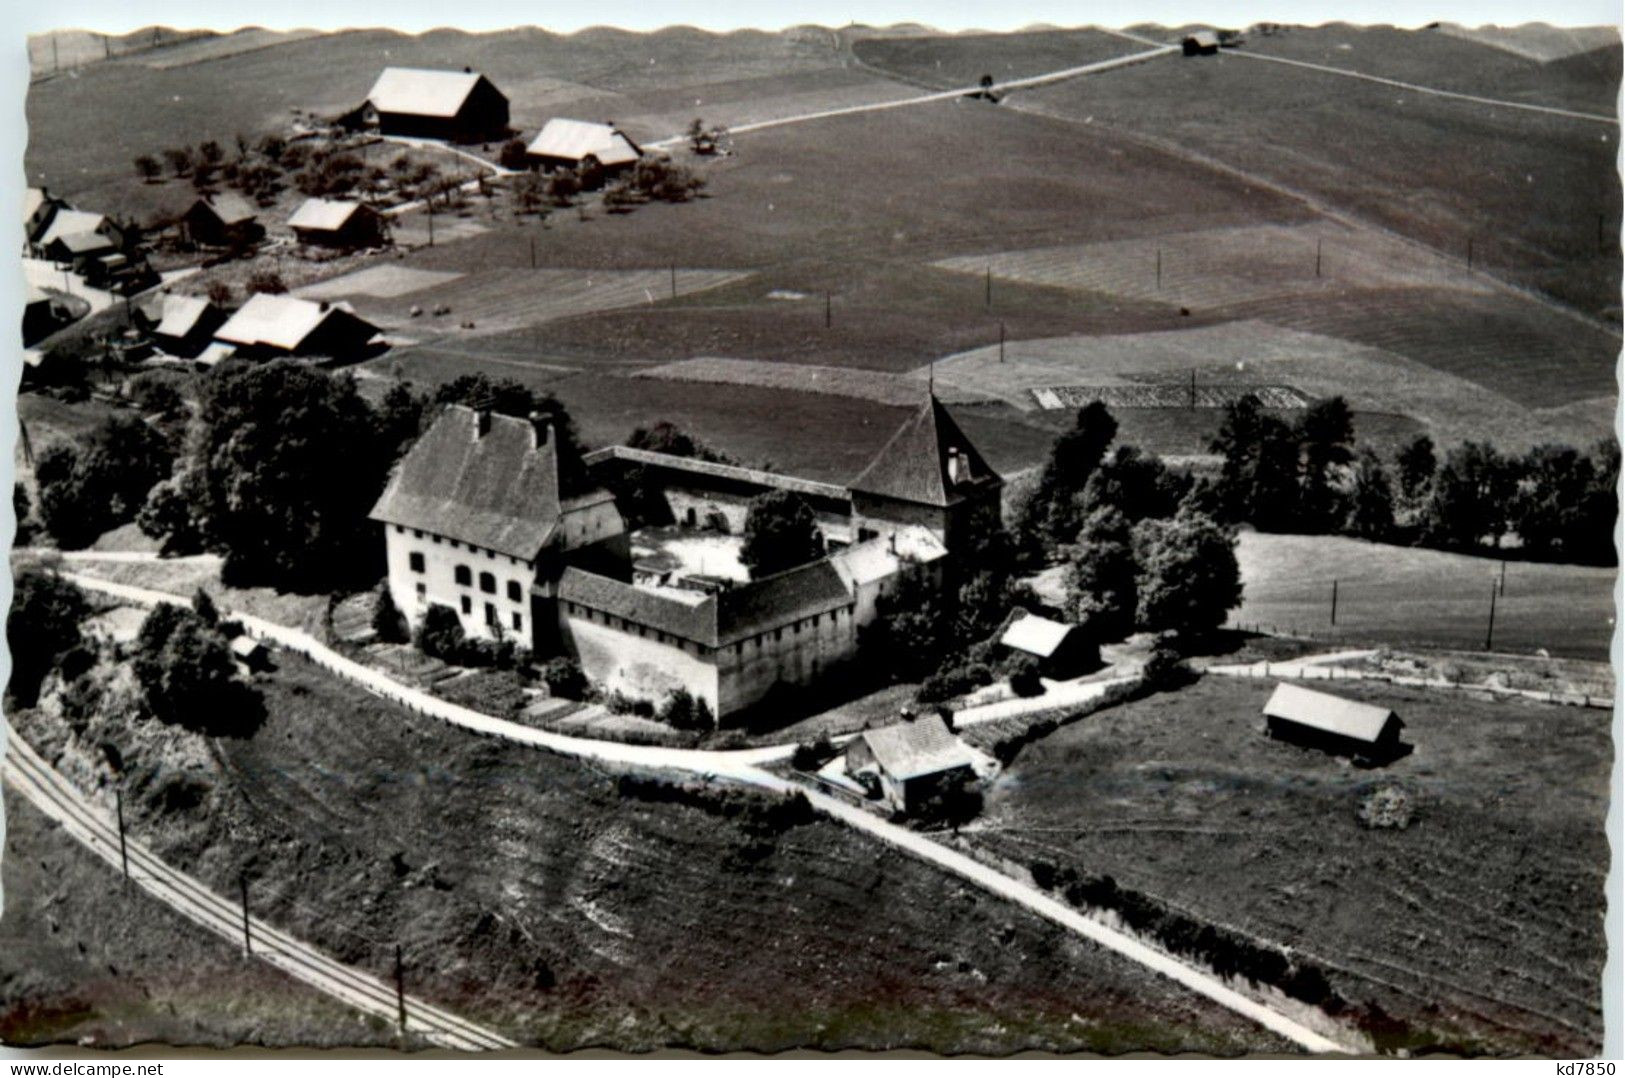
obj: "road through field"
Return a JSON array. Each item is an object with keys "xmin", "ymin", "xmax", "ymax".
[
  {"xmin": 45, "ymin": 568, "xmax": 1354, "ymax": 1053},
  {"xmin": 1, "ymin": 731, "xmax": 516, "ymax": 1052},
  {"xmin": 646, "ymin": 44, "xmax": 1179, "ymax": 147}
]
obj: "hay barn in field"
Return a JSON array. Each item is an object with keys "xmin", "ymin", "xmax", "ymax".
[
  {"xmin": 1262, "ymin": 682, "xmax": 1406, "ymax": 762},
  {"xmin": 363, "ymin": 66, "xmax": 510, "ymax": 143},
  {"xmin": 998, "ymin": 612, "xmax": 1098, "ymax": 680},
  {"xmin": 182, "ymin": 193, "xmax": 263, "ymax": 247},
  {"xmin": 289, "ymin": 198, "xmax": 385, "ymax": 248}
]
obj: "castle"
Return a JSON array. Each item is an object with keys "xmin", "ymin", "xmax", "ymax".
[{"xmin": 369, "ymin": 396, "xmax": 1004, "ymax": 721}]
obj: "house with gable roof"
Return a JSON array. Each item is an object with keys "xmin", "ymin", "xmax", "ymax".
[
  {"xmin": 363, "ymin": 66, "xmax": 510, "ymax": 143},
  {"xmin": 845, "ymin": 713, "xmax": 980, "ymax": 813}
]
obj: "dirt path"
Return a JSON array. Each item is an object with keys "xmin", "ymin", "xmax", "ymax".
[
  {"xmin": 0, "ymin": 731, "xmax": 515, "ymax": 1051},
  {"xmin": 51, "ymin": 568, "xmax": 1358, "ymax": 1053}
]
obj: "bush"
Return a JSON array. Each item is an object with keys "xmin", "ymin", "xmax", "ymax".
[
  {"xmin": 371, "ymin": 584, "xmax": 409, "ymax": 644},
  {"xmin": 191, "ymin": 587, "xmax": 219, "ymax": 626},
  {"xmin": 918, "ymin": 658, "xmax": 995, "ymax": 704},
  {"xmin": 790, "ymin": 735, "xmax": 836, "ymax": 771},
  {"xmin": 1141, "ymin": 633, "xmax": 1195, "ymax": 690},
  {"xmin": 657, "ymin": 687, "xmax": 714, "ymax": 731},
  {"xmin": 1007, "ymin": 655, "xmax": 1045, "ymax": 697},
  {"xmin": 497, "ymin": 138, "xmax": 529, "ymax": 171},
  {"xmin": 538, "ymin": 656, "xmax": 588, "ymax": 700},
  {"xmin": 132, "ymin": 602, "xmax": 264, "ymax": 737},
  {"xmin": 245, "ymin": 269, "xmax": 287, "ymax": 295},
  {"xmin": 414, "ymin": 604, "xmax": 465, "ymax": 662}
]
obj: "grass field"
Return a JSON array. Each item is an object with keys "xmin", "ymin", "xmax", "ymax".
[
  {"xmin": 0, "ymin": 788, "xmax": 395, "ymax": 1048},
  {"xmin": 969, "ymin": 674, "xmax": 1609, "ymax": 1055},
  {"xmin": 1230, "ymin": 531, "xmax": 1615, "ymax": 660},
  {"xmin": 9, "ymin": 658, "xmax": 1294, "ymax": 1053},
  {"xmin": 851, "ymin": 28, "xmax": 1146, "ymax": 88}
]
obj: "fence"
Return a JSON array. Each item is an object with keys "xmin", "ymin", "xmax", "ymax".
[{"xmin": 1224, "ymin": 658, "xmax": 1613, "ymax": 710}]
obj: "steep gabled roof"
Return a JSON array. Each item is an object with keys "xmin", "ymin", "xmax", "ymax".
[
  {"xmin": 849, "ymin": 395, "xmax": 1001, "ymax": 508},
  {"xmin": 369, "ymin": 405, "xmax": 563, "ymax": 560},
  {"xmin": 1000, "ymin": 613, "xmax": 1076, "ymax": 659},
  {"xmin": 289, "ymin": 197, "xmax": 369, "ymax": 232},
  {"xmin": 857, "ymin": 715, "xmax": 977, "ymax": 781},
  {"xmin": 1262, "ymin": 683, "xmax": 1401, "ymax": 745},
  {"xmin": 526, "ymin": 119, "xmax": 641, "ymax": 166},
  {"xmin": 366, "ymin": 67, "xmax": 493, "ymax": 118},
  {"xmin": 192, "ymin": 192, "xmax": 258, "ymax": 225},
  {"xmin": 716, "ymin": 559, "xmax": 852, "ymax": 645},
  {"xmin": 214, "ymin": 293, "xmax": 375, "ymax": 351},
  {"xmin": 51, "ymin": 230, "xmax": 116, "ymax": 255},
  {"xmin": 39, "ymin": 209, "xmax": 110, "ymax": 248},
  {"xmin": 155, "ymin": 295, "xmax": 222, "ymax": 338}
]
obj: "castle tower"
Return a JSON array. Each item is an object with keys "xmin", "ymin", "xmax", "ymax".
[{"xmin": 847, "ymin": 395, "xmax": 1004, "ymax": 554}]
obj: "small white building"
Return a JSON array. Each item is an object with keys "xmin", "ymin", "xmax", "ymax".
[{"xmin": 845, "ymin": 714, "xmax": 980, "ymax": 813}]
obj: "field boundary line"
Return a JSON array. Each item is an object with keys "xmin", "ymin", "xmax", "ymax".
[
  {"xmin": 1231, "ymin": 51, "xmax": 1618, "ymax": 125},
  {"xmin": 1, "ymin": 730, "xmax": 517, "ymax": 1051}
]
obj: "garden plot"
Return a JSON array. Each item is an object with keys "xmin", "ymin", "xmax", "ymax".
[
  {"xmin": 634, "ymin": 356, "xmax": 996, "ymax": 406},
  {"xmin": 295, "ymin": 265, "xmax": 464, "ymax": 301},
  {"xmin": 933, "ymin": 222, "xmax": 1492, "ymax": 312},
  {"xmin": 337, "ymin": 267, "xmax": 752, "ymax": 335}
]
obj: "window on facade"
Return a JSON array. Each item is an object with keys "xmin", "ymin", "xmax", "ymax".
[
  {"xmin": 432, "ymin": 536, "xmax": 442, "ymax": 545},
  {"xmin": 395, "ymin": 524, "xmax": 403, "ymax": 534},
  {"xmin": 409, "ymin": 552, "xmax": 425, "ymax": 573},
  {"xmin": 460, "ymin": 595, "xmax": 472, "ymax": 615},
  {"xmin": 454, "ymin": 565, "xmax": 472, "ymax": 586},
  {"xmin": 415, "ymin": 583, "xmax": 426, "ymax": 599},
  {"xmin": 479, "ymin": 571, "xmax": 496, "ymax": 594},
  {"xmin": 485, "ymin": 602, "xmax": 498, "ymax": 627},
  {"xmin": 775, "ymin": 629, "xmax": 783, "ymax": 642},
  {"xmin": 512, "ymin": 612, "xmax": 523, "ymax": 632},
  {"xmin": 413, "ymin": 529, "xmax": 423, "ymax": 539},
  {"xmin": 507, "ymin": 580, "xmax": 522, "ymax": 602}
]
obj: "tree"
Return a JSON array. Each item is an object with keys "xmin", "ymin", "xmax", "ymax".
[
  {"xmin": 8, "ymin": 568, "xmax": 87, "ymax": 706},
  {"xmin": 512, "ymin": 171, "xmax": 547, "ymax": 215},
  {"xmin": 602, "ymin": 178, "xmax": 639, "ymax": 212},
  {"xmin": 1063, "ymin": 506, "xmax": 1138, "ymax": 643},
  {"xmin": 1512, "ymin": 441, "xmax": 1618, "ymax": 565},
  {"xmin": 1393, "ymin": 435, "xmax": 1436, "ymax": 527},
  {"xmin": 543, "ymin": 168, "xmax": 580, "ymax": 207},
  {"xmin": 863, "ymin": 568, "xmax": 952, "ymax": 682},
  {"xmin": 137, "ymin": 466, "xmax": 209, "ymax": 555},
  {"xmin": 198, "ymin": 139, "xmax": 224, "ymax": 167},
  {"xmin": 166, "ymin": 361, "xmax": 394, "ymax": 591},
  {"xmin": 631, "ymin": 158, "xmax": 704, "ymax": 203},
  {"xmin": 372, "ymin": 584, "xmax": 409, "ymax": 643},
  {"xmin": 1132, "ymin": 505, "xmax": 1243, "ymax": 638},
  {"xmin": 626, "ymin": 421, "xmax": 732, "ymax": 463},
  {"xmin": 539, "ymin": 656, "xmax": 588, "ymax": 699},
  {"xmin": 1296, "ymin": 397, "xmax": 1355, "ymax": 532},
  {"xmin": 415, "ymin": 604, "xmax": 466, "ymax": 662},
  {"xmin": 1078, "ymin": 445, "xmax": 1192, "ymax": 524},
  {"xmin": 1016, "ymin": 401, "xmax": 1118, "ymax": 559},
  {"xmin": 1420, "ymin": 442, "xmax": 1519, "ymax": 553},
  {"xmin": 498, "ymin": 138, "xmax": 529, "ymax": 170},
  {"xmin": 740, "ymin": 490, "xmax": 824, "ymax": 578},
  {"xmin": 1344, "ymin": 447, "xmax": 1395, "ymax": 540},
  {"xmin": 1210, "ymin": 394, "xmax": 1301, "ymax": 531},
  {"xmin": 191, "ymin": 587, "xmax": 219, "ymax": 627},
  {"xmin": 133, "ymin": 603, "xmax": 264, "ymax": 737},
  {"xmin": 35, "ymin": 415, "xmax": 174, "ymax": 549},
  {"xmin": 14, "ymin": 482, "xmax": 33, "ymax": 545},
  {"xmin": 376, "ymin": 381, "xmax": 428, "ymax": 459},
  {"xmin": 134, "ymin": 154, "xmax": 162, "ymax": 182},
  {"xmin": 205, "ymin": 280, "xmax": 234, "ymax": 306},
  {"xmin": 163, "ymin": 147, "xmax": 195, "ymax": 177}
]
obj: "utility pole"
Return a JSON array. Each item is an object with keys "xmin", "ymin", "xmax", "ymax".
[
  {"xmin": 669, "ymin": 262, "xmax": 676, "ymax": 299},
  {"xmin": 1466, "ymin": 236, "xmax": 1473, "ymax": 271},
  {"xmin": 395, "ymin": 944, "xmax": 408, "ymax": 1035},
  {"xmin": 825, "ymin": 291, "xmax": 832, "ymax": 329},
  {"xmin": 115, "ymin": 786, "xmax": 129, "ymax": 882},
  {"xmin": 1330, "ymin": 579, "xmax": 1338, "ymax": 626},
  {"xmin": 998, "ymin": 320, "xmax": 1005, "ymax": 363},
  {"xmin": 238, "ymin": 876, "xmax": 252, "ymax": 957},
  {"xmin": 1315, "ymin": 238, "xmax": 1322, "ymax": 278},
  {"xmin": 1189, "ymin": 369, "xmax": 1196, "ymax": 409},
  {"xmin": 528, "ymin": 237, "xmax": 535, "ymax": 268},
  {"xmin": 1499, "ymin": 559, "xmax": 1507, "ymax": 597},
  {"xmin": 984, "ymin": 265, "xmax": 992, "ymax": 309},
  {"xmin": 426, "ymin": 205, "xmax": 434, "ymax": 248},
  {"xmin": 1155, "ymin": 248, "xmax": 1162, "ymax": 290},
  {"xmin": 1484, "ymin": 584, "xmax": 1497, "ymax": 651}
]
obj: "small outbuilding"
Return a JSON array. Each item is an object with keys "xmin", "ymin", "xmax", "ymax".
[
  {"xmin": 845, "ymin": 713, "xmax": 979, "ymax": 814},
  {"xmin": 364, "ymin": 66, "xmax": 510, "ymax": 143},
  {"xmin": 36, "ymin": 208, "xmax": 122, "ymax": 261},
  {"xmin": 1183, "ymin": 30, "xmax": 1221, "ymax": 55},
  {"xmin": 152, "ymin": 295, "xmax": 229, "ymax": 358},
  {"xmin": 182, "ymin": 193, "xmax": 263, "ymax": 248},
  {"xmin": 25, "ymin": 186, "xmax": 67, "ymax": 246},
  {"xmin": 23, "ymin": 285, "xmax": 78, "ymax": 347},
  {"xmin": 288, "ymin": 198, "xmax": 385, "ymax": 248},
  {"xmin": 525, "ymin": 119, "xmax": 642, "ymax": 177},
  {"xmin": 213, "ymin": 293, "xmax": 380, "ymax": 361},
  {"xmin": 1262, "ymin": 682, "xmax": 1406, "ymax": 763},
  {"xmin": 999, "ymin": 612, "xmax": 1099, "ymax": 680},
  {"xmin": 229, "ymin": 635, "xmax": 270, "ymax": 673}
]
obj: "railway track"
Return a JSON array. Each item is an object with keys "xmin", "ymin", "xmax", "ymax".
[{"xmin": 3, "ymin": 731, "xmax": 517, "ymax": 1053}]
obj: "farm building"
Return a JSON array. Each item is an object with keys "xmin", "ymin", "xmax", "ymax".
[
  {"xmin": 1183, "ymin": 30, "xmax": 1220, "ymax": 55},
  {"xmin": 24, "ymin": 186, "xmax": 67, "ymax": 246},
  {"xmin": 37, "ymin": 209, "xmax": 122, "ymax": 262},
  {"xmin": 999, "ymin": 612, "xmax": 1098, "ymax": 679},
  {"xmin": 288, "ymin": 198, "xmax": 385, "ymax": 248},
  {"xmin": 372, "ymin": 394, "xmax": 994, "ymax": 723},
  {"xmin": 151, "ymin": 295, "xmax": 228, "ymax": 358},
  {"xmin": 525, "ymin": 119, "xmax": 642, "ymax": 177},
  {"xmin": 844, "ymin": 713, "xmax": 979, "ymax": 813},
  {"xmin": 213, "ymin": 293, "xmax": 379, "ymax": 360},
  {"xmin": 182, "ymin": 193, "xmax": 263, "ymax": 247},
  {"xmin": 23, "ymin": 284, "xmax": 78, "ymax": 347},
  {"xmin": 229, "ymin": 635, "xmax": 271, "ymax": 673},
  {"xmin": 1262, "ymin": 682, "xmax": 1407, "ymax": 762},
  {"xmin": 363, "ymin": 66, "xmax": 510, "ymax": 143}
]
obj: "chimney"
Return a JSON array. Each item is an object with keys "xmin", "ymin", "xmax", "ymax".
[
  {"xmin": 528, "ymin": 411, "xmax": 551, "ymax": 450},
  {"xmin": 888, "ymin": 531, "xmax": 897, "ymax": 555},
  {"xmin": 463, "ymin": 65, "xmax": 473, "ymax": 73},
  {"xmin": 474, "ymin": 408, "xmax": 492, "ymax": 439},
  {"xmin": 946, "ymin": 446, "xmax": 962, "ymax": 487}
]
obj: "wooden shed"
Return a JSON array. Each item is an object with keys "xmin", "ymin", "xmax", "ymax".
[
  {"xmin": 288, "ymin": 198, "xmax": 385, "ymax": 248},
  {"xmin": 182, "ymin": 193, "xmax": 263, "ymax": 248},
  {"xmin": 152, "ymin": 295, "xmax": 229, "ymax": 358},
  {"xmin": 999, "ymin": 612, "xmax": 1098, "ymax": 680},
  {"xmin": 525, "ymin": 119, "xmax": 642, "ymax": 178},
  {"xmin": 1262, "ymin": 682, "xmax": 1406, "ymax": 763},
  {"xmin": 845, "ymin": 713, "xmax": 978, "ymax": 813},
  {"xmin": 1183, "ymin": 30, "xmax": 1221, "ymax": 55},
  {"xmin": 213, "ymin": 293, "xmax": 379, "ymax": 361}
]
